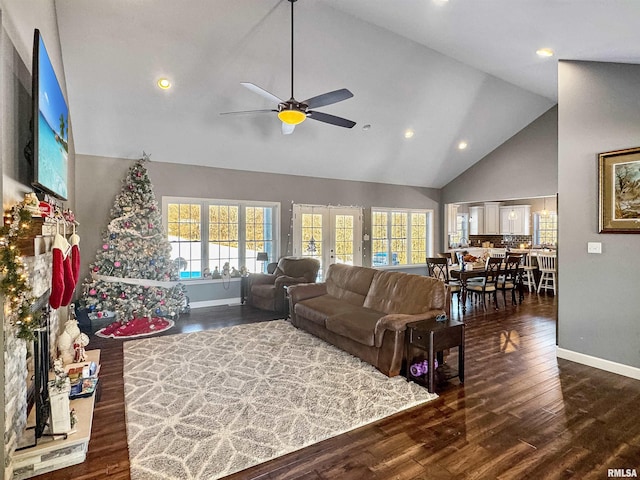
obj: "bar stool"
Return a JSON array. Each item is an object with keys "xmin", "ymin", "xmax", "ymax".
[{"xmin": 536, "ymin": 252, "xmax": 557, "ymax": 295}]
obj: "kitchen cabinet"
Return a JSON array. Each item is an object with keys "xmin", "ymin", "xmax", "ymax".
[
  {"xmin": 469, "ymin": 206, "xmax": 484, "ymax": 235},
  {"xmin": 499, "ymin": 205, "xmax": 531, "ymax": 235},
  {"xmin": 483, "ymin": 203, "xmax": 500, "ymax": 234}
]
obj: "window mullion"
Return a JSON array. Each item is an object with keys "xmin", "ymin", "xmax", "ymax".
[
  {"xmin": 239, "ymin": 205, "xmax": 246, "ymax": 268},
  {"xmin": 407, "ymin": 213, "xmax": 412, "ymax": 265},
  {"xmin": 202, "ymin": 201, "xmax": 209, "ymax": 273},
  {"xmin": 386, "ymin": 212, "xmax": 392, "ymax": 266}
]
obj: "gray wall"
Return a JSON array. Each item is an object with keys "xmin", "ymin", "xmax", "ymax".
[
  {"xmin": 0, "ymin": 1, "xmax": 70, "ymax": 474},
  {"xmin": 442, "ymin": 106, "xmax": 558, "ymax": 204},
  {"xmin": 75, "ymin": 155, "xmax": 441, "ymax": 301},
  {"xmin": 558, "ymin": 60, "xmax": 640, "ymax": 369},
  {"xmin": 1, "ymin": 0, "xmax": 75, "ymax": 209}
]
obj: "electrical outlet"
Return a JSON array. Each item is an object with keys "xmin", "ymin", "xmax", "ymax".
[{"xmin": 587, "ymin": 242, "xmax": 602, "ymax": 254}]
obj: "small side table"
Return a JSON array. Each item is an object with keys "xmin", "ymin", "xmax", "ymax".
[{"xmin": 405, "ymin": 317, "xmax": 465, "ymax": 393}]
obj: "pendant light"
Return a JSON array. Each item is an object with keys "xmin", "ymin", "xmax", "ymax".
[{"xmin": 541, "ymin": 197, "xmax": 549, "ymax": 217}]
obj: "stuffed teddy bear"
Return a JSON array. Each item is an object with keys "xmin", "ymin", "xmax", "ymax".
[{"xmin": 57, "ymin": 319, "xmax": 81, "ymax": 365}]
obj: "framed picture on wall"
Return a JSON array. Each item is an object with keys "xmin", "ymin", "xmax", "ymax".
[{"xmin": 599, "ymin": 146, "xmax": 640, "ymax": 233}]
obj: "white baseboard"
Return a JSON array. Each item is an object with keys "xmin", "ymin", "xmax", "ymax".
[
  {"xmin": 190, "ymin": 298, "xmax": 242, "ymax": 309},
  {"xmin": 556, "ymin": 347, "xmax": 640, "ymax": 380}
]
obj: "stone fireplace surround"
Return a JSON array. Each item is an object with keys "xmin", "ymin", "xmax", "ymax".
[{"xmin": 4, "ymin": 251, "xmax": 63, "ymax": 480}]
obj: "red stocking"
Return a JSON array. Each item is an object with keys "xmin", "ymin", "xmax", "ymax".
[
  {"xmin": 61, "ymin": 253, "xmax": 76, "ymax": 307},
  {"xmin": 49, "ymin": 234, "xmax": 68, "ymax": 309},
  {"xmin": 69, "ymin": 233, "xmax": 81, "ymax": 287}
]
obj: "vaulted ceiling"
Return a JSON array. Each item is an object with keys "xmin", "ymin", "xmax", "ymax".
[{"xmin": 54, "ymin": 0, "xmax": 640, "ymax": 188}]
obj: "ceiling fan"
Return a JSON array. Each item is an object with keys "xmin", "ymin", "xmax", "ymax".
[{"xmin": 221, "ymin": 0, "xmax": 356, "ymax": 135}]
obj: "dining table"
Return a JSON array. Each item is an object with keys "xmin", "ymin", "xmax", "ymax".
[{"xmin": 450, "ymin": 262, "xmax": 524, "ymax": 313}]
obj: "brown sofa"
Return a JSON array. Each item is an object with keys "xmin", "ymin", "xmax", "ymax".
[
  {"xmin": 287, "ymin": 263, "xmax": 450, "ymax": 377},
  {"xmin": 247, "ymin": 256, "xmax": 320, "ymax": 313}
]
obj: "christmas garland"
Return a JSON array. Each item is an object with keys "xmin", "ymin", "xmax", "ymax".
[{"xmin": 0, "ymin": 201, "xmax": 39, "ymax": 341}]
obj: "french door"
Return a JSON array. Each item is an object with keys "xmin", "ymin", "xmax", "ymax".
[{"xmin": 292, "ymin": 205, "xmax": 363, "ymax": 280}]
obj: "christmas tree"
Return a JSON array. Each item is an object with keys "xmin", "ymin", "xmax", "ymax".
[{"xmin": 81, "ymin": 155, "xmax": 185, "ymax": 324}]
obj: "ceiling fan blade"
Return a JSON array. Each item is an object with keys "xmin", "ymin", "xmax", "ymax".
[
  {"xmin": 303, "ymin": 88, "xmax": 353, "ymax": 109},
  {"xmin": 307, "ymin": 110, "xmax": 356, "ymax": 129},
  {"xmin": 281, "ymin": 122, "xmax": 295, "ymax": 135},
  {"xmin": 220, "ymin": 109, "xmax": 276, "ymax": 116},
  {"xmin": 241, "ymin": 82, "xmax": 284, "ymax": 105}
]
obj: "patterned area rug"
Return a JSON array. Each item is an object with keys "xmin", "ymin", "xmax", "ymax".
[{"xmin": 123, "ymin": 320, "xmax": 437, "ymax": 479}]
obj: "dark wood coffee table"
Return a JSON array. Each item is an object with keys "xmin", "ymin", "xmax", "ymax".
[{"xmin": 405, "ymin": 317, "xmax": 465, "ymax": 393}]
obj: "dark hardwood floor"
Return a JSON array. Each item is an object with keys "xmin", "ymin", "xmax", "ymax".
[{"xmin": 34, "ymin": 294, "xmax": 640, "ymax": 480}]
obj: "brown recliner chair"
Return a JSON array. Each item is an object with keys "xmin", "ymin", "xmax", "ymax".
[{"xmin": 247, "ymin": 256, "xmax": 320, "ymax": 313}]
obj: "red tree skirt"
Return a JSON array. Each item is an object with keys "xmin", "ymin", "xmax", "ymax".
[{"xmin": 95, "ymin": 316, "xmax": 174, "ymax": 339}]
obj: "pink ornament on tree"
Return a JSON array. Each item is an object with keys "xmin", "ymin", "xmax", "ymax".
[
  {"xmin": 103, "ymin": 244, "xmax": 109, "ymax": 250},
  {"xmin": 89, "ymin": 289, "xmax": 97, "ymax": 295},
  {"xmin": 114, "ymin": 261, "xmax": 121, "ymax": 267}
]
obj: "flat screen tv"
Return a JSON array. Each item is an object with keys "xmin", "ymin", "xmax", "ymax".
[{"xmin": 32, "ymin": 29, "xmax": 68, "ymax": 200}]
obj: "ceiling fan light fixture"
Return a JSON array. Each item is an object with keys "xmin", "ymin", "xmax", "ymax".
[
  {"xmin": 278, "ymin": 108, "xmax": 307, "ymax": 125},
  {"xmin": 221, "ymin": 0, "xmax": 355, "ymax": 132}
]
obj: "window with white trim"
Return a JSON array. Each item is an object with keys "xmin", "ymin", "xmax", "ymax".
[
  {"xmin": 449, "ymin": 213, "xmax": 469, "ymax": 247},
  {"xmin": 533, "ymin": 211, "xmax": 557, "ymax": 247},
  {"xmin": 164, "ymin": 197, "xmax": 279, "ymax": 279},
  {"xmin": 371, "ymin": 208, "xmax": 433, "ymax": 266}
]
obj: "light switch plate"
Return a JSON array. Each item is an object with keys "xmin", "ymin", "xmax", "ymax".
[{"xmin": 587, "ymin": 242, "xmax": 602, "ymax": 254}]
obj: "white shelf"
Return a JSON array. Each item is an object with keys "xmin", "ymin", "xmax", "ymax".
[{"xmin": 12, "ymin": 350, "xmax": 100, "ymax": 480}]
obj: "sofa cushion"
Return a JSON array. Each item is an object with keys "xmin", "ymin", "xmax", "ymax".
[
  {"xmin": 364, "ymin": 270, "xmax": 446, "ymax": 315},
  {"xmin": 325, "ymin": 308, "xmax": 385, "ymax": 347},
  {"xmin": 295, "ymin": 295, "xmax": 371, "ymax": 327},
  {"xmin": 325, "ymin": 264, "xmax": 376, "ymax": 307}
]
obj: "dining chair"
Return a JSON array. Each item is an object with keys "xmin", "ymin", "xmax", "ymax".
[
  {"xmin": 507, "ymin": 253, "xmax": 528, "ymax": 303},
  {"xmin": 537, "ymin": 252, "xmax": 557, "ymax": 295},
  {"xmin": 426, "ymin": 257, "xmax": 462, "ymax": 307},
  {"xmin": 437, "ymin": 252, "xmax": 454, "ymax": 264},
  {"xmin": 497, "ymin": 256, "xmax": 521, "ymax": 306},
  {"xmin": 521, "ymin": 251, "xmax": 537, "ymax": 293},
  {"xmin": 466, "ymin": 256, "xmax": 501, "ymax": 310},
  {"xmin": 489, "ymin": 248, "xmax": 507, "ymax": 258}
]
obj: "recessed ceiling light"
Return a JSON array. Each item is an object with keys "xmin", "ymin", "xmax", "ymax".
[
  {"xmin": 362, "ymin": 124, "xmax": 371, "ymax": 131},
  {"xmin": 157, "ymin": 78, "xmax": 172, "ymax": 90},
  {"xmin": 404, "ymin": 129, "xmax": 414, "ymax": 139},
  {"xmin": 536, "ymin": 48, "xmax": 554, "ymax": 58},
  {"xmin": 458, "ymin": 141, "xmax": 468, "ymax": 150}
]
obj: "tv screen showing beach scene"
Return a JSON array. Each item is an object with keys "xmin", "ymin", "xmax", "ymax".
[{"xmin": 33, "ymin": 30, "xmax": 68, "ymax": 200}]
